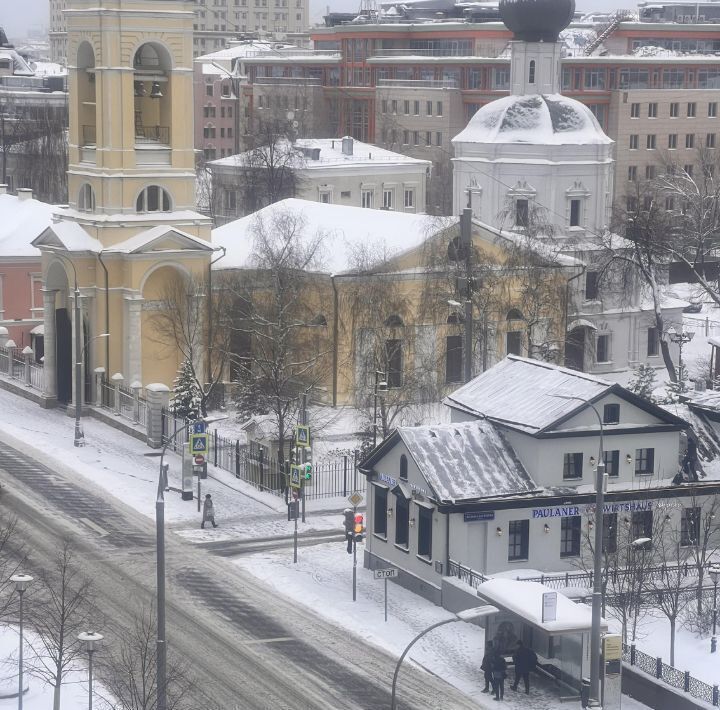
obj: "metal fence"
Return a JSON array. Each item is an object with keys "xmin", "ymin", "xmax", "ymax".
[
  {"xmin": 99, "ymin": 377, "xmax": 148, "ymax": 427},
  {"xmin": 29, "ymin": 361, "xmax": 43, "ymax": 390},
  {"xmin": 623, "ymin": 643, "xmax": 720, "ymax": 706}
]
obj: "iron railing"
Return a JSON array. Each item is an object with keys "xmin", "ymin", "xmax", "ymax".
[
  {"xmin": 28, "ymin": 361, "xmax": 43, "ymax": 390},
  {"xmin": 135, "ymin": 125, "xmax": 170, "ymax": 144}
]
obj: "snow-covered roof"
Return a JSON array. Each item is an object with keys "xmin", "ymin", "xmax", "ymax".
[
  {"xmin": 196, "ymin": 41, "xmax": 303, "ymax": 63},
  {"xmin": 0, "ymin": 193, "xmax": 55, "ymax": 258},
  {"xmin": 210, "ymin": 137, "xmax": 431, "ymax": 170},
  {"xmin": 212, "ymin": 198, "xmax": 455, "ymax": 275},
  {"xmin": 33, "ymin": 220, "xmax": 103, "ymax": 253},
  {"xmin": 396, "ymin": 420, "xmax": 538, "ymax": 503},
  {"xmin": 444, "ymin": 355, "xmax": 615, "ymax": 433},
  {"xmin": 477, "ymin": 579, "xmax": 606, "ymax": 633},
  {"xmin": 104, "ymin": 225, "xmax": 214, "ymax": 254},
  {"xmin": 452, "ymin": 94, "xmax": 612, "ymax": 146}
]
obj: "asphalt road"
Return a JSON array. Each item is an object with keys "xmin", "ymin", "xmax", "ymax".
[{"xmin": 0, "ymin": 436, "xmax": 479, "ymax": 710}]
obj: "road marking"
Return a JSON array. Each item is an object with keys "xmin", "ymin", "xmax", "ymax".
[
  {"xmin": 79, "ymin": 517, "xmax": 110, "ymax": 537},
  {"xmin": 241, "ymin": 637, "xmax": 294, "ymax": 645}
]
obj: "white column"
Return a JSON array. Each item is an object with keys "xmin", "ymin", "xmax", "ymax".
[
  {"xmin": 42, "ymin": 289, "xmax": 57, "ymax": 401},
  {"xmin": 125, "ymin": 296, "xmax": 144, "ymax": 386}
]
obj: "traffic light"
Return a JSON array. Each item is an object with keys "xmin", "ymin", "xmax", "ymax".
[
  {"xmin": 304, "ymin": 446, "xmax": 312, "ymax": 480},
  {"xmin": 354, "ymin": 513, "xmax": 365, "ymax": 542},
  {"xmin": 343, "ymin": 509, "xmax": 354, "ymax": 554}
]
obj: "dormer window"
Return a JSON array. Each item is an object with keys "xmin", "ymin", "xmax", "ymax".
[
  {"xmin": 603, "ymin": 403, "xmax": 620, "ymax": 424},
  {"xmin": 400, "ymin": 454, "xmax": 408, "ymax": 480}
]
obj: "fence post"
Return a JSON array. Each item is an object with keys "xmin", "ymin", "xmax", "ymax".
[
  {"xmin": 713, "ymin": 684, "xmax": 718, "ymax": 706},
  {"xmin": 259, "ymin": 448, "xmax": 265, "ymax": 489},
  {"xmin": 111, "ymin": 372, "xmax": 124, "ymax": 415},
  {"xmin": 131, "ymin": 381, "xmax": 142, "ymax": 423},
  {"xmin": 684, "ymin": 671, "xmax": 690, "ymax": 692},
  {"xmin": 94, "ymin": 368, "xmax": 105, "ymax": 407},
  {"xmin": 22, "ymin": 346, "xmax": 32, "ymax": 386},
  {"xmin": 144, "ymin": 384, "xmax": 170, "ymax": 448},
  {"xmin": 5, "ymin": 340, "xmax": 16, "ymax": 378},
  {"xmin": 214, "ymin": 429, "xmax": 218, "ymax": 467},
  {"xmin": 235, "ymin": 440, "xmax": 240, "ymax": 478},
  {"xmin": 656, "ymin": 657, "xmax": 662, "ymax": 679},
  {"xmin": 630, "ymin": 644, "xmax": 636, "ymax": 666}
]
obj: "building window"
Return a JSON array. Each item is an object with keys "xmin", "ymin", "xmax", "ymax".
[
  {"xmin": 436, "ymin": 101, "xmax": 443, "ymax": 116},
  {"xmin": 681, "ymin": 507, "xmax": 700, "ymax": 547},
  {"xmin": 395, "ymin": 495, "xmax": 409, "ymax": 547},
  {"xmin": 508, "ymin": 520, "xmax": 529, "ymax": 561},
  {"xmin": 665, "ymin": 196, "xmax": 675, "ymax": 211},
  {"xmin": 381, "ymin": 99, "xmax": 387, "ymax": 114},
  {"xmin": 632, "ymin": 510, "xmax": 653, "ymax": 540},
  {"xmin": 686, "ymin": 133, "xmax": 695, "ymax": 148},
  {"xmin": 603, "ymin": 512, "xmax": 618, "ymax": 553},
  {"xmin": 445, "ymin": 335, "xmax": 462, "ymax": 383},
  {"xmin": 425, "ymin": 131, "xmax": 432, "ymax": 147},
  {"xmin": 361, "ymin": 189, "xmax": 373, "ymax": 208},
  {"xmin": 604, "ymin": 450, "xmax": 620, "ymax": 477},
  {"xmin": 385, "ymin": 339, "xmax": 402, "ymax": 387},
  {"xmin": 710, "ymin": 102, "xmax": 717, "ymax": 118},
  {"xmin": 628, "ymin": 165, "xmax": 637, "ymax": 181},
  {"xmin": 596, "ymin": 334, "xmax": 610, "ymax": 363},
  {"xmin": 435, "ymin": 132, "xmax": 443, "ymax": 147},
  {"xmin": 603, "ymin": 403, "xmax": 620, "ymax": 424},
  {"xmin": 515, "ymin": 198, "xmax": 529, "ymax": 227},
  {"xmin": 670, "ymin": 102, "xmax": 680, "ymax": 118},
  {"xmin": 685, "ymin": 164, "xmax": 694, "ymax": 177},
  {"xmin": 417, "ymin": 505, "xmax": 433, "ymax": 558},
  {"xmin": 402, "ymin": 130, "xmax": 409, "ymax": 145},
  {"xmin": 319, "ymin": 191, "xmax": 331, "ymax": 204},
  {"xmin": 506, "ymin": 331, "xmax": 522, "ymax": 356},
  {"xmin": 668, "ymin": 134, "xmax": 677, "ymax": 149},
  {"xmin": 560, "ymin": 516, "xmax": 581, "ymax": 557},
  {"xmin": 688, "ymin": 102, "xmax": 697, "ymax": 117},
  {"xmin": 708, "ymin": 133, "xmax": 716, "ymax": 148},
  {"xmin": 413, "ymin": 131, "xmax": 419, "ymax": 146},
  {"xmin": 404, "ymin": 189, "xmax": 415, "ymax": 209},
  {"xmin": 78, "ymin": 183, "xmax": 95, "ymax": 212},
  {"xmin": 404, "ymin": 100, "xmax": 410, "ymax": 115},
  {"xmin": 635, "ymin": 448, "xmax": 655, "ymax": 475},
  {"xmin": 585, "ymin": 271, "xmax": 599, "ymax": 300},
  {"xmin": 374, "ymin": 486, "xmax": 388, "ymax": 537},
  {"xmin": 136, "ymin": 185, "xmax": 171, "ymax": 212},
  {"xmin": 630, "ymin": 102, "xmax": 640, "ymax": 118},
  {"xmin": 630, "ymin": 135, "xmax": 639, "ymax": 150},
  {"xmin": 570, "ymin": 199, "xmax": 581, "ymax": 227},
  {"xmin": 413, "ymin": 100, "xmax": 420, "ymax": 115},
  {"xmin": 399, "ymin": 454, "xmax": 408, "ymax": 480},
  {"xmin": 645, "ymin": 165, "xmax": 656, "ymax": 180},
  {"xmin": 206, "ymin": 84, "xmax": 214, "ymax": 96},
  {"xmin": 383, "ymin": 189, "xmax": 394, "ymax": 210},
  {"xmin": 563, "ymin": 452, "xmax": 583, "ymax": 480},
  {"xmin": 426, "ymin": 100, "xmax": 432, "ymax": 116},
  {"xmin": 646, "ymin": 134, "xmax": 656, "ymax": 149},
  {"xmin": 528, "ymin": 60, "xmax": 535, "ymax": 84},
  {"xmin": 391, "ymin": 100, "xmax": 397, "ymax": 114},
  {"xmin": 647, "ymin": 326, "xmax": 659, "ymax": 356},
  {"xmin": 648, "ymin": 102, "xmax": 658, "ymax": 118}
]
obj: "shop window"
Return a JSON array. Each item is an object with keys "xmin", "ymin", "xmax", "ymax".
[
  {"xmin": 603, "ymin": 513, "xmax": 617, "ymax": 553},
  {"xmin": 560, "ymin": 516, "xmax": 581, "ymax": 557},
  {"xmin": 508, "ymin": 520, "xmax": 529, "ymax": 561},
  {"xmin": 681, "ymin": 507, "xmax": 700, "ymax": 546},
  {"xmin": 417, "ymin": 506, "xmax": 433, "ymax": 558},
  {"xmin": 374, "ymin": 486, "xmax": 388, "ymax": 537},
  {"xmin": 604, "ymin": 450, "xmax": 620, "ymax": 477},
  {"xmin": 395, "ymin": 495, "xmax": 409, "ymax": 547}
]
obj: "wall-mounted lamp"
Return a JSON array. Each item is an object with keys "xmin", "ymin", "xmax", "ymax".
[
  {"xmin": 589, "ymin": 456, "xmax": 596, "ymax": 467},
  {"xmin": 409, "ymin": 517, "xmax": 416, "ymax": 527},
  {"xmin": 588, "ymin": 519, "xmax": 594, "ymax": 529},
  {"xmin": 543, "ymin": 524, "xmax": 550, "ymax": 534},
  {"xmin": 626, "ymin": 454, "xmax": 633, "ymax": 464},
  {"xmin": 623, "ymin": 517, "xmax": 630, "ymax": 526},
  {"xmin": 387, "ymin": 508, "xmax": 393, "ymax": 518},
  {"xmin": 495, "ymin": 526, "xmax": 503, "ymax": 536}
]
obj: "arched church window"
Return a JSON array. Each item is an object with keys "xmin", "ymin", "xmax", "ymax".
[
  {"xmin": 136, "ymin": 185, "xmax": 171, "ymax": 213},
  {"xmin": 385, "ymin": 314, "xmax": 404, "ymax": 328},
  {"xmin": 78, "ymin": 183, "xmax": 95, "ymax": 212},
  {"xmin": 529, "ymin": 60, "xmax": 536, "ymax": 84},
  {"xmin": 507, "ymin": 308, "xmax": 524, "ymax": 321}
]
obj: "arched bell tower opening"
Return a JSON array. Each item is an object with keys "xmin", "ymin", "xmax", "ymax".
[
  {"xmin": 76, "ymin": 42, "xmax": 96, "ymax": 149},
  {"xmin": 45, "ymin": 261, "xmax": 73, "ymax": 404},
  {"xmin": 133, "ymin": 43, "xmax": 172, "ymax": 147}
]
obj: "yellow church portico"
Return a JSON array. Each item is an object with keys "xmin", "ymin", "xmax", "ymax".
[{"xmin": 32, "ymin": 0, "xmax": 215, "ymax": 410}]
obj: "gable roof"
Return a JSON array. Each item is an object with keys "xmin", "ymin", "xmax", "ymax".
[
  {"xmin": 0, "ymin": 193, "xmax": 55, "ymax": 258},
  {"xmin": 364, "ymin": 419, "xmax": 538, "ymax": 504},
  {"xmin": 444, "ymin": 355, "xmax": 687, "ymax": 435},
  {"xmin": 33, "ymin": 220, "xmax": 103, "ymax": 253},
  {"xmin": 105, "ymin": 226, "xmax": 214, "ymax": 254}
]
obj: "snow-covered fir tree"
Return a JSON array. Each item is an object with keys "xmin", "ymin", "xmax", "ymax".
[
  {"xmin": 663, "ymin": 364, "xmax": 689, "ymax": 404},
  {"xmin": 170, "ymin": 359, "xmax": 201, "ymax": 420},
  {"xmin": 628, "ymin": 364, "xmax": 657, "ymax": 403}
]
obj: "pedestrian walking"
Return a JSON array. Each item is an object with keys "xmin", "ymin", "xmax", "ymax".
[
  {"xmin": 511, "ymin": 640, "xmax": 537, "ymax": 694},
  {"xmin": 201, "ymin": 493, "xmax": 218, "ymax": 529},
  {"xmin": 480, "ymin": 643, "xmax": 494, "ymax": 693},
  {"xmin": 491, "ymin": 650, "xmax": 507, "ymax": 701}
]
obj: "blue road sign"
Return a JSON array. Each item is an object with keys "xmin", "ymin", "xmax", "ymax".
[
  {"xmin": 190, "ymin": 433, "xmax": 208, "ymax": 454},
  {"xmin": 191, "ymin": 421, "xmax": 207, "ymax": 435}
]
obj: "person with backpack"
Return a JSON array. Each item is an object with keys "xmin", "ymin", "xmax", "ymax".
[
  {"xmin": 491, "ymin": 649, "xmax": 507, "ymax": 701},
  {"xmin": 511, "ymin": 640, "xmax": 537, "ymax": 694}
]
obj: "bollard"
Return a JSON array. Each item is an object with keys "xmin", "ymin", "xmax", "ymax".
[
  {"xmin": 131, "ymin": 381, "xmax": 142, "ymax": 423},
  {"xmin": 22, "ymin": 347, "xmax": 33, "ymax": 386},
  {"xmin": 94, "ymin": 368, "xmax": 105, "ymax": 407},
  {"xmin": 111, "ymin": 372, "xmax": 124, "ymax": 415}
]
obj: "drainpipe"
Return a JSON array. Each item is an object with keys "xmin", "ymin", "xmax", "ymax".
[
  {"xmin": 207, "ymin": 246, "xmax": 227, "ymax": 388},
  {"xmin": 97, "ymin": 251, "xmax": 110, "ymax": 377},
  {"xmin": 331, "ymin": 275, "xmax": 339, "ymax": 407},
  {"xmin": 445, "ymin": 511, "xmax": 450, "ymax": 577}
]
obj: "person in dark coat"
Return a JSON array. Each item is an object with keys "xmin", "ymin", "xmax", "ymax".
[
  {"xmin": 480, "ymin": 643, "xmax": 494, "ymax": 693},
  {"xmin": 201, "ymin": 493, "xmax": 218, "ymax": 529},
  {"xmin": 491, "ymin": 650, "xmax": 507, "ymax": 701},
  {"xmin": 511, "ymin": 640, "xmax": 537, "ymax": 693},
  {"xmin": 682, "ymin": 437, "xmax": 699, "ymax": 482}
]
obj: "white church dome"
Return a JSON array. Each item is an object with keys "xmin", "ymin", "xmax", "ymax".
[{"xmin": 453, "ymin": 93, "xmax": 612, "ymax": 146}]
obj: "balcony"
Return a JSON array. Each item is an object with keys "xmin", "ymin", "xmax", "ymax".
[
  {"xmin": 376, "ymin": 78, "xmax": 458, "ymax": 89},
  {"xmin": 135, "ymin": 126, "xmax": 171, "ymax": 166},
  {"xmin": 254, "ymin": 76, "xmax": 323, "ymax": 86}
]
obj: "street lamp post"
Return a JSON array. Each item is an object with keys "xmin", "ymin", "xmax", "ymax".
[
  {"xmin": 11, "ymin": 573, "xmax": 33, "ymax": 710},
  {"xmin": 390, "ymin": 605, "xmax": 498, "ymax": 710},
  {"xmin": 710, "ymin": 564, "xmax": 720, "ymax": 653},
  {"xmin": 77, "ymin": 631, "xmax": 103, "ymax": 710},
  {"xmin": 144, "ymin": 413, "xmax": 226, "ymax": 710},
  {"xmin": 667, "ymin": 327, "xmax": 695, "ymax": 391},
  {"xmin": 553, "ymin": 394, "xmax": 605, "ymax": 707},
  {"xmin": 373, "ymin": 371, "xmax": 387, "ymax": 448}
]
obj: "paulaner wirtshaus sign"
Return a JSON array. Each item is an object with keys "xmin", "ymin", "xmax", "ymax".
[{"xmin": 531, "ymin": 500, "xmax": 655, "ymax": 519}]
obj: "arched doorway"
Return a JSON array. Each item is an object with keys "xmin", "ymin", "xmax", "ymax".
[
  {"xmin": 45, "ymin": 261, "xmax": 72, "ymax": 403},
  {"xmin": 565, "ymin": 322, "xmax": 596, "ymax": 372}
]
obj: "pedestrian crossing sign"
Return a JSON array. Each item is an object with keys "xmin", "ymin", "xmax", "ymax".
[
  {"xmin": 190, "ymin": 433, "xmax": 208, "ymax": 455},
  {"xmin": 289, "ymin": 464, "xmax": 302, "ymax": 489}
]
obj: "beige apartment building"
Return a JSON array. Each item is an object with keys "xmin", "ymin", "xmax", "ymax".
[{"xmin": 49, "ymin": 0, "xmax": 310, "ymax": 62}]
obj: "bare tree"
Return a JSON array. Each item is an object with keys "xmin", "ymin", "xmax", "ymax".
[
  {"xmin": 28, "ymin": 541, "xmax": 96, "ymax": 710},
  {"xmin": 0, "ymin": 514, "xmax": 26, "ymax": 618}
]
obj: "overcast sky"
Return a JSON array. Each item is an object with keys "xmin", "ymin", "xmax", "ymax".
[{"xmin": 5, "ymin": 0, "xmax": 625, "ymax": 39}]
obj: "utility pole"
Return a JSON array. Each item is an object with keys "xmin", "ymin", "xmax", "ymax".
[
  {"xmin": 460, "ymin": 207, "xmax": 474, "ymax": 383},
  {"xmin": 300, "ymin": 391, "xmax": 307, "ymax": 523}
]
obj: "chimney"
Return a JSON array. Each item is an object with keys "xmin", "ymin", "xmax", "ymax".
[
  {"xmin": 0, "ymin": 184, "xmax": 7, "ymax": 195},
  {"xmin": 17, "ymin": 188, "xmax": 32, "ymax": 201},
  {"xmin": 341, "ymin": 136, "xmax": 353, "ymax": 156}
]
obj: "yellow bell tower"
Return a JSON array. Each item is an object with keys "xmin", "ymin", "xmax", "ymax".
[{"xmin": 34, "ymin": 0, "xmax": 213, "ymax": 409}]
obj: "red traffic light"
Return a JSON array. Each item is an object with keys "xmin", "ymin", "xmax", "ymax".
[{"xmin": 354, "ymin": 513, "xmax": 364, "ymax": 535}]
